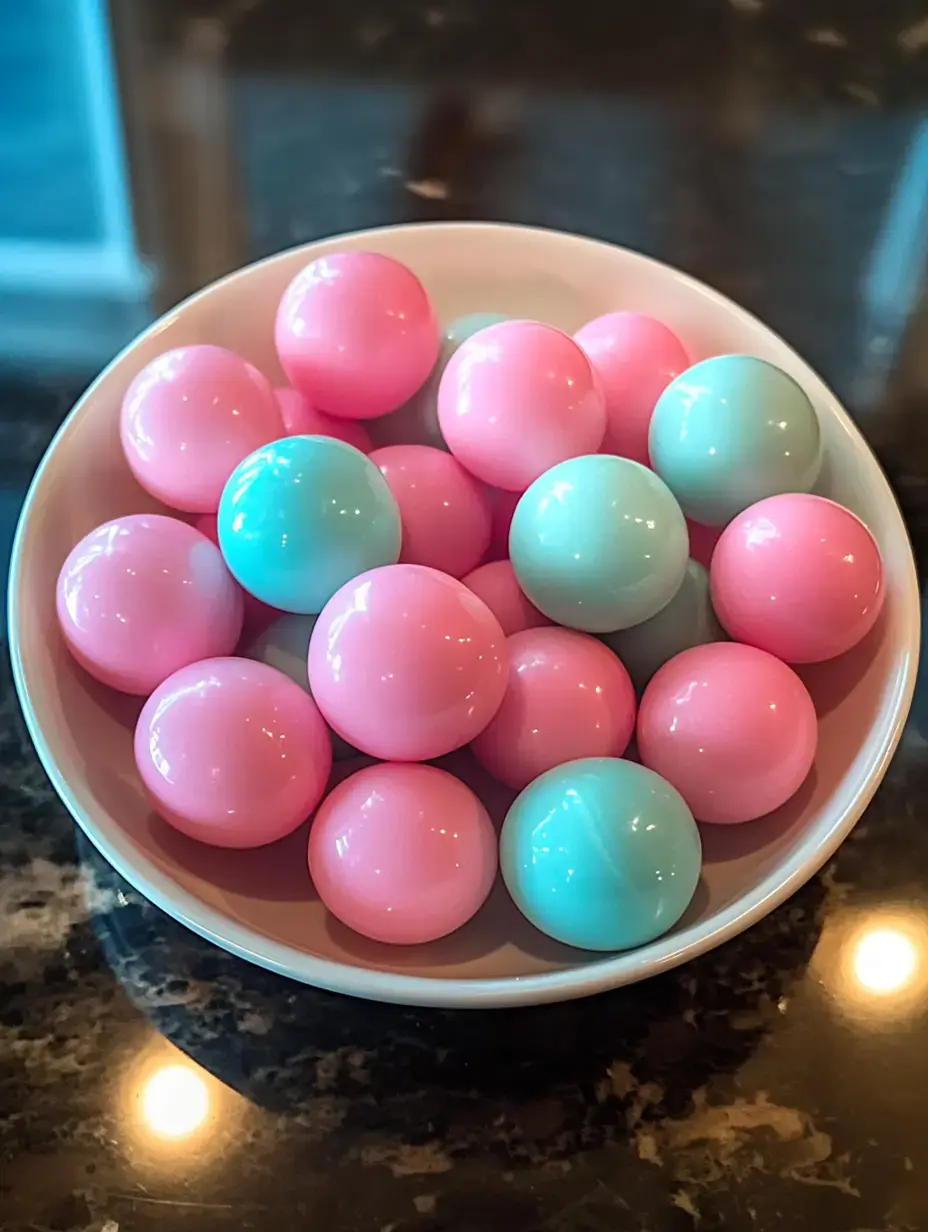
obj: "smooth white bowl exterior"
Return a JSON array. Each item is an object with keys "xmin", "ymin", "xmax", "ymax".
[{"xmin": 9, "ymin": 224, "xmax": 919, "ymax": 1008}]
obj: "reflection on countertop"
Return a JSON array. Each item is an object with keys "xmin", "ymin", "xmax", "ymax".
[
  {"xmin": 123, "ymin": 1042, "xmax": 247, "ymax": 1157},
  {"xmin": 814, "ymin": 904, "xmax": 928, "ymax": 1022},
  {"xmin": 4, "ymin": 1, "xmax": 928, "ymax": 1230}
]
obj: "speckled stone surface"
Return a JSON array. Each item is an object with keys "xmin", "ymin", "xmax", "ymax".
[{"xmin": 4, "ymin": 1, "xmax": 928, "ymax": 1229}]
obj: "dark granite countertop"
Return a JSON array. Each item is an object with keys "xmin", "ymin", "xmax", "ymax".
[{"xmin": 4, "ymin": 1, "xmax": 928, "ymax": 1228}]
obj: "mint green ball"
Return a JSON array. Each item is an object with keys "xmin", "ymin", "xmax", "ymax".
[
  {"xmin": 648, "ymin": 354, "xmax": 821, "ymax": 526},
  {"xmin": 602, "ymin": 559, "xmax": 726, "ymax": 692},
  {"xmin": 500, "ymin": 758, "xmax": 702, "ymax": 951},
  {"xmin": 510, "ymin": 454, "xmax": 688, "ymax": 633},
  {"xmin": 445, "ymin": 312, "xmax": 510, "ymax": 346}
]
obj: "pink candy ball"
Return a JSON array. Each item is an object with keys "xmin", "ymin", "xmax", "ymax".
[
  {"xmin": 308, "ymin": 564, "xmax": 508, "ymax": 761},
  {"xmin": 194, "ymin": 513, "xmax": 279, "ymax": 642},
  {"xmin": 472, "ymin": 627, "xmax": 636, "ymax": 789},
  {"xmin": 487, "ymin": 489, "xmax": 521, "ymax": 562},
  {"xmin": 710, "ymin": 493, "xmax": 885, "ymax": 664},
  {"xmin": 637, "ymin": 642, "xmax": 817, "ymax": 824},
  {"xmin": 275, "ymin": 251, "xmax": 439, "ymax": 420},
  {"xmin": 57, "ymin": 514, "xmax": 243, "ymax": 695},
  {"xmin": 274, "ymin": 387, "xmax": 372, "ymax": 453},
  {"xmin": 687, "ymin": 517, "xmax": 724, "ymax": 570},
  {"xmin": 121, "ymin": 345, "xmax": 283, "ymax": 513},
  {"xmin": 462, "ymin": 560, "xmax": 552, "ymax": 637},
  {"xmin": 136, "ymin": 657, "xmax": 332, "ymax": 847},
  {"xmin": 370, "ymin": 444, "xmax": 492, "ymax": 578},
  {"xmin": 437, "ymin": 320, "xmax": 606, "ymax": 491},
  {"xmin": 574, "ymin": 313, "xmax": 690, "ymax": 467},
  {"xmin": 308, "ymin": 762, "xmax": 497, "ymax": 944}
]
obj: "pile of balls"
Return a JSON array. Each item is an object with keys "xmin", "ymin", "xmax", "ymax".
[{"xmin": 56, "ymin": 250, "xmax": 885, "ymax": 955}]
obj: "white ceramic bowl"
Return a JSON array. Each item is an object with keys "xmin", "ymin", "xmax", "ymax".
[{"xmin": 9, "ymin": 223, "xmax": 920, "ymax": 1007}]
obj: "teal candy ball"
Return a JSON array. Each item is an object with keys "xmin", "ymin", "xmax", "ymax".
[
  {"xmin": 648, "ymin": 354, "xmax": 821, "ymax": 526},
  {"xmin": 500, "ymin": 757, "xmax": 702, "ymax": 951},
  {"xmin": 510, "ymin": 454, "xmax": 688, "ymax": 633},
  {"xmin": 602, "ymin": 559, "xmax": 725, "ymax": 692},
  {"xmin": 218, "ymin": 435, "xmax": 401, "ymax": 614}
]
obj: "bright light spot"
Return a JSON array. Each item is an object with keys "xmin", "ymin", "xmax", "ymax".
[
  {"xmin": 141, "ymin": 1064, "xmax": 210, "ymax": 1139},
  {"xmin": 853, "ymin": 928, "xmax": 919, "ymax": 995}
]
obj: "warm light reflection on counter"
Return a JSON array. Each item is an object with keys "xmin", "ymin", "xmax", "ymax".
[
  {"xmin": 813, "ymin": 906, "xmax": 928, "ymax": 1024},
  {"xmin": 122, "ymin": 1041, "xmax": 245, "ymax": 1167},
  {"xmin": 141, "ymin": 1063, "xmax": 210, "ymax": 1139},
  {"xmin": 852, "ymin": 926, "xmax": 919, "ymax": 996}
]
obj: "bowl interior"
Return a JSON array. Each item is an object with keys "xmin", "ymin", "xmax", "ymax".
[{"xmin": 10, "ymin": 224, "xmax": 919, "ymax": 1007}]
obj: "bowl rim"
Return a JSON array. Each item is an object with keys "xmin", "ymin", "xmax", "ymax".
[{"xmin": 9, "ymin": 220, "xmax": 921, "ymax": 1008}]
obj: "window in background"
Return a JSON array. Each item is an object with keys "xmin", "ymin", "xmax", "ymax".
[{"xmin": 0, "ymin": 0, "xmax": 152, "ymax": 368}]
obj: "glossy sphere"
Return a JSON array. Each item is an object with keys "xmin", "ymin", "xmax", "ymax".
[
  {"xmin": 274, "ymin": 387, "xmax": 372, "ymax": 453},
  {"xmin": 309, "ymin": 763, "xmax": 497, "ymax": 944},
  {"xmin": 602, "ymin": 560, "xmax": 725, "ymax": 692},
  {"xmin": 370, "ymin": 311, "xmax": 509, "ymax": 450},
  {"xmin": 710, "ymin": 493, "xmax": 885, "ymax": 663},
  {"xmin": 462, "ymin": 560, "xmax": 551, "ymax": 637},
  {"xmin": 637, "ymin": 642, "xmax": 818, "ymax": 824},
  {"xmin": 194, "ymin": 513, "xmax": 278, "ymax": 640},
  {"xmin": 686, "ymin": 518, "xmax": 723, "ymax": 570},
  {"xmin": 500, "ymin": 758, "xmax": 701, "ymax": 951},
  {"xmin": 245, "ymin": 612, "xmax": 316, "ymax": 691},
  {"xmin": 57, "ymin": 514, "xmax": 242, "ymax": 695},
  {"xmin": 574, "ymin": 312, "xmax": 690, "ymax": 466},
  {"xmin": 649, "ymin": 355, "xmax": 822, "ymax": 526},
  {"xmin": 120, "ymin": 345, "xmax": 282, "ymax": 513},
  {"xmin": 371, "ymin": 444, "xmax": 492, "ymax": 578},
  {"xmin": 487, "ymin": 489, "xmax": 521, "ymax": 562},
  {"xmin": 136, "ymin": 657, "xmax": 332, "ymax": 847},
  {"xmin": 245, "ymin": 613, "xmax": 356, "ymax": 759},
  {"xmin": 437, "ymin": 320, "xmax": 606, "ymax": 490},
  {"xmin": 447, "ymin": 312, "xmax": 512, "ymax": 345},
  {"xmin": 472, "ymin": 628, "xmax": 636, "ymax": 790},
  {"xmin": 275, "ymin": 251, "xmax": 439, "ymax": 419},
  {"xmin": 510, "ymin": 454, "xmax": 688, "ymax": 632},
  {"xmin": 218, "ymin": 436, "xmax": 401, "ymax": 614},
  {"xmin": 308, "ymin": 564, "xmax": 508, "ymax": 761}
]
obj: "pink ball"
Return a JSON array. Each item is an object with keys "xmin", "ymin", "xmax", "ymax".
[
  {"xmin": 136, "ymin": 658, "xmax": 332, "ymax": 847},
  {"xmin": 462, "ymin": 560, "xmax": 552, "ymax": 637},
  {"xmin": 121, "ymin": 345, "xmax": 282, "ymax": 513},
  {"xmin": 370, "ymin": 444, "xmax": 492, "ymax": 578},
  {"xmin": 275, "ymin": 251, "xmax": 439, "ymax": 420},
  {"xmin": 308, "ymin": 564, "xmax": 508, "ymax": 761},
  {"xmin": 574, "ymin": 313, "xmax": 690, "ymax": 467},
  {"xmin": 274, "ymin": 387, "xmax": 372, "ymax": 453},
  {"xmin": 308, "ymin": 762, "xmax": 497, "ymax": 944},
  {"xmin": 472, "ymin": 627, "xmax": 636, "ymax": 789},
  {"xmin": 57, "ymin": 514, "xmax": 243, "ymax": 695},
  {"xmin": 687, "ymin": 517, "xmax": 723, "ymax": 570},
  {"xmin": 710, "ymin": 493, "xmax": 885, "ymax": 664},
  {"xmin": 437, "ymin": 321, "xmax": 606, "ymax": 491},
  {"xmin": 487, "ymin": 489, "xmax": 521, "ymax": 561},
  {"xmin": 194, "ymin": 513, "xmax": 279, "ymax": 642},
  {"xmin": 637, "ymin": 642, "xmax": 817, "ymax": 824}
]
